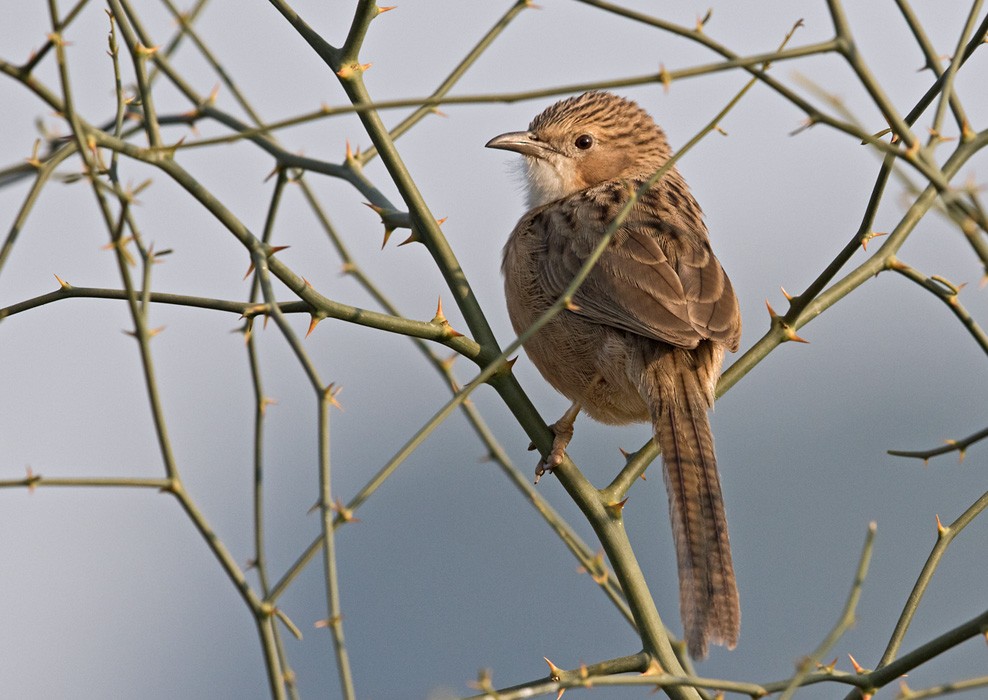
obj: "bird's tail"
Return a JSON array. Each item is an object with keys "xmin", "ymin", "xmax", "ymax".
[{"xmin": 649, "ymin": 352, "xmax": 739, "ymax": 659}]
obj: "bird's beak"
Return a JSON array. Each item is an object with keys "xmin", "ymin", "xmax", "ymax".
[{"xmin": 485, "ymin": 131, "xmax": 548, "ymax": 158}]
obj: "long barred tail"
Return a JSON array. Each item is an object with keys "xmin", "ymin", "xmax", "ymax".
[{"xmin": 652, "ymin": 355, "xmax": 739, "ymax": 659}]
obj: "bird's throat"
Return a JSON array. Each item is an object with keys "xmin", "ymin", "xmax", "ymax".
[{"xmin": 523, "ymin": 156, "xmax": 578, "ymax": 208}]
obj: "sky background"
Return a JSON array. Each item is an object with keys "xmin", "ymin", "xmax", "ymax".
[{"xmin": 1, "ymin": 1, "xmax": 987, "ymax": 698}]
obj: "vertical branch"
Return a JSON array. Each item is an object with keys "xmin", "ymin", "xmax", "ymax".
[
  {"xmin": 826, "ymin": 0, "xmax": 916, "ymax": 151},
  {"xmin": 893, "ymin": 0, "xmax": 970, "ymax": 134},
  {"xmin": 246, "ymin": 168, "xmax": 299, "ymax": 695},
  {"xmin": 316, "ymin": 394, "xmax": 356, "ymax": 700},
  {"xmin": 250, "ymin": 245, "xmax": 357, "ymax": 698},
  {"xmin": 107, "ymin": 0, "xmax": 163, "ymax": 147},
  {"xmin": 928, "ymin": 0, "xmax": 983, "ymax": 139}
]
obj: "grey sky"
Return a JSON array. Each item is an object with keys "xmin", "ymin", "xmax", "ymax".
[{"xmin": 2, "ymin": 2, "xmax": 987, "ymax": 698}]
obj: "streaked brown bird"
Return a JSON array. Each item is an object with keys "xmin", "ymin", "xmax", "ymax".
[{"xmin": 486, "ymin": 91, "xmax": 742, "ymax": 659}]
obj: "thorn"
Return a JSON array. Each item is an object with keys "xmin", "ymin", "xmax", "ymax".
[
  {"xmin": 335, "ymin": 63, "xmax": 372, "ymax": 79},
  {"xmin": 926, "ymin": 128, "xmax": 956, "ymax": 144},
  {"xmin": 780, "ymin": 286, "xmax": 792, "ymax": 301},
  {"xmin": 314, "ymin": 614, "xmax": 342, "ymax": 629},
  {"xmin": 433, "ymin": 296, "xmax": 446, "ymax": 324},
  {"xmin": 381, "ymin": 227, "xmax": 395, "ymax": 249},
  {"xmin": 564, "ymin": 300, "xmax": 581, "ymax": 312},
  {"xmin": 505, "ymin": 356, "xmax": 518, "ymax": 371},
  {"xmin": 306, "ymin": 314, "xmax": 323, "ymax": 338},
  {"xmin": 555, "ymin": 689, "xmax": 565, "ymax": 700},
  {"xmin": 440, "ymin": 352, "xmax": 458, "ymax": 371},
  {"xmin": 867, "ymin": 127, "xmax": 892, "ymax": 144},
  {"xmin": 46, "ymin": 32, "xmax": 70, "ymax": 47},
  {"xmin": 618, "ymin": 447, "xmax": 631, "ymax": 459},
  {"xmin": 332, "ymin": 498, "xmax": 359, "ymax": 522},
  {"xmin": 577, "ymin": 550, "xmax": 609, "ymax": 584},
  {"xmin": 260, "ymin": 396, "xmax": 278, "ymax": 416},
  {"xmin": 765, "ymin": 299, "xmax": 779, "ymax": 319},
  {"xmin": 397, "ymin": 230, "xmax": 421, "ymax": 246},
  {"xmin": 435, "ymin": 216, "xmax": 447, "ymax": 226},
  {"xmin": 786, "ymin": 328, "xmax": 809, "ymax": 344},
  {"xmin": 790, "ymin": 117, "xmax": 816, "ymax": 136},
  {"xmin": 696, "ymin": 9, "xmax": 712, "ymax": 31},
  {"xmin": 847, "ymin": 653, "xmax": 866, "ymax": 674},
  {"xmin": 324, "ymin": 383, "xmax": 344, "ymax": 410},
  {"xmin": 860, "ymin": 231, "xmax": 887, "ymax": 251},
  {"xmin": 135, "ymin": 43, "xmax": 160, "ymax": 58},
  {"xmin": 377, "ymin": 5, "xmax": 397, "ymax": 15},
  {"xmin": 605, "ymin": 497, "xmax": 629, "ymax": 518},
  {"xmin": 25, "ymin": 466, "xmax": 39, "ymax": 494},
  {"xmin": 25, "ymin": 139, "xmax": 43, "ymax": 169},
  {"xmin": 935, "ymin": 514, "xmax": 946, "ymax": 537},
  {"xmin": 123, "ymin": 326, "xmax": 165, "ymax": 339},
  {"xmin": 241, "ymin": 303, "xmax": 268, "ymax": 319},
  {"xmin": 658, "ymin": 63, "xmax": 671, "ymax": 94},
  {"xmin": 345, "ymin": 139, "xmax": 354, "ymax": 161},
  {"xmin": 467, "ymin": 668, "xmax": 495, "ymax": 693},
  {"xmin": 54, "ymin": 274, "xmax": 71, "ymax": 290},
  {"xmin": 544, "ymin": 657, "xmax": 563, "ymax": 682},
  {"xmin": 641, "ymin": 657, "xmax": 665, "ymax": 676},
  {"xmin": 816, "ymin": 657, "xmax": 838, "ymax": 673}
]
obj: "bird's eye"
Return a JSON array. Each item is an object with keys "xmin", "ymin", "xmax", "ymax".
[{"xmin": 575, "ymin": 134, "xmax": 594, "ymax": 150}]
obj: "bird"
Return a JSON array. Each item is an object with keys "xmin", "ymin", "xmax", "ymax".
[{"xmin": 486, "ymin": 91, "xmax": 742, "ymax": 659}]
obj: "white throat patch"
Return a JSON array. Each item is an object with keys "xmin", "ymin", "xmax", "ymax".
[{"xmin": 523, "ymin": 156, "xmax": 571, "ymax": 209}]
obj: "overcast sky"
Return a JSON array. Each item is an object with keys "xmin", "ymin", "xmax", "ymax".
[{"xmin": 2, "ymin": 2, "xmax": 987, "ymax": 699}]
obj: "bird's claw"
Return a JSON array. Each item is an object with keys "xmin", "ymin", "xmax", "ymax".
[{"xmin": 533, "ymin": 418, "xmax": 575, "ymax": 484}]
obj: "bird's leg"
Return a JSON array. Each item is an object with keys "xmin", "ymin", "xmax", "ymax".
[{"xmin": 532, "ymin": 401, "xmax": 581, "ymax": 484}]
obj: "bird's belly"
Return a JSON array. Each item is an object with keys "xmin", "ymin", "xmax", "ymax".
[{"xmin": 513, "ymin": 307, "xmax": 650, "ymax": 426}]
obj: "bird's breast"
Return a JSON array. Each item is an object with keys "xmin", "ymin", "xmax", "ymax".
[{"xmin": 502, "ymin": 215, "xmax": 649, "ymax": 425}]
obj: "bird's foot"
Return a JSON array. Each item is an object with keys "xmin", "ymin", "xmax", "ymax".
[{"xmin": 530, "ymin": 404, "xmax": 580, "ymax": 484}]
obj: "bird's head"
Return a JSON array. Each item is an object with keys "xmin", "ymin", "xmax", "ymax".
[{"xmin": 486, "ymin": 91, "xmax": 672, "ymax": 208}]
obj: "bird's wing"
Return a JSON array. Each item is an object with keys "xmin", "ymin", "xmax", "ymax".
[{"xmin": 537, "ymin": 187, "xmax": 741, "ymax": 351}]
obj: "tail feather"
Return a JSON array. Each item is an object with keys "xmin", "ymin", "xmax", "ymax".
[{"xmin": 651, "ymin": 355, "xmax": 739, "ymax": 659}]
